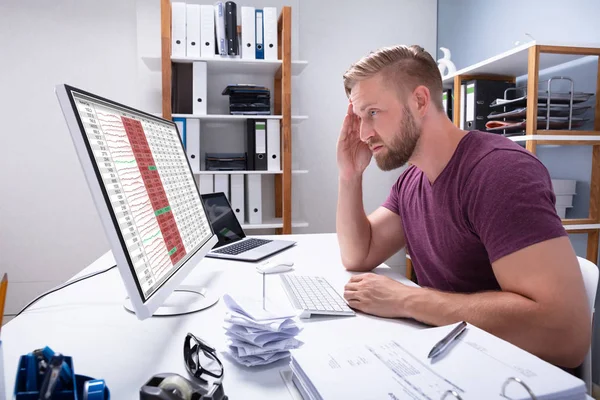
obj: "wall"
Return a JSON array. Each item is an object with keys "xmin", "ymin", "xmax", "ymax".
[
  {"xmin": 438, "ymin": 0, "xmax": 600, "ymax": 383},
  {"xmin": 0, "ymin": 0, "xmax": 139, "ymax": 320},
  {"xmin": 294, "ymin": 0, "xmax": 438, "ymax": 268}
]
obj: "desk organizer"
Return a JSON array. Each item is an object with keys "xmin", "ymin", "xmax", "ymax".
[{"xmin": 14, "ymin": 348, "xmax": 110, "ymax": 400}]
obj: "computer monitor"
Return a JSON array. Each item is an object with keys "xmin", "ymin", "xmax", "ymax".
[{"xmin": 55, "ymin": 84, "xmax": 218, "ymax": 320}]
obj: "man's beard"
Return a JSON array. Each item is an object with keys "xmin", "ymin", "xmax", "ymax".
[{"xmin": 373, "ymin": 106, "xmax": 421, "ymax": 171}]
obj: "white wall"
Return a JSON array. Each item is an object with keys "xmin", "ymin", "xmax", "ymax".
[
  {"xmin": 294, "ymin": 0, "xmax": 438, "ymax": 268},
  {"xmin": 0, "ymin": 0, "xmax": 138, "ymax": 315}
]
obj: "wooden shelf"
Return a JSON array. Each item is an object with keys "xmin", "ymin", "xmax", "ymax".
[
  {"xmin": 194, "ymin": 170, "xmax": 308, "ymax": 175},
  {"xmin": 171, "ymin": 114, "xmax": 308, "ymax": 122},
  {"xmin": 242, "ymin": 219, "xmax": 309, "ymax": 230},
  {"xmin": 508, "ymin": 135, "xmax": 600, "ymax": 144},
  {"xmin": 563, "ymin": 223, "xmax": 600, "ymax": 232},
  {"xmin": 442, "ymin": 42, "xmax": 600, "ymax": 88},
  {"xmin": 142, "ymin": 56, "xmax": 308, "ymax": 76}
]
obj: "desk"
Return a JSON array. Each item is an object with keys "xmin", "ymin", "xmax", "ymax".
[{"xmin": 2, "ymin": 233, "xmax": 423, "ymax": 399}]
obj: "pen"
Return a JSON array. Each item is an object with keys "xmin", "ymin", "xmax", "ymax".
[
  {"xmin": 262, "ymin": 271, "xmax": 266, "ymax": 310},
  {"xmin": 39, "ymin": 353, "xmax": 64, "ymax": 400},
  {"xmin": 428, "ymin": 321, "xmax": 467, "ymax": 359}
]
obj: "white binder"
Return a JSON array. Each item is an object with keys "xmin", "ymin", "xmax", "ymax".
[
  {"xmin": 186, "ymin": 118, "xmax": 201, "ymax": 173},
  {"xmin": 200, "ymin": 5, "xmax": 215, "ymax": 58},
  {"xmin": 246, "ymin": 174, "xmax": 262, "ymax": 224},
  {"xmin": 185, "ymin": 4, "xmax": 201, "ymax": 58},
  {"xmin": 171, "ymin": 2, "xmax": 187, "ymax": 57},
  {"xmin": 267, "ymin": 119, "xmax": 281, "ymax": 171},
  {"xmin": 192, "ymin": 61, "xmax": 207, "ymax": 115},
  {"xmin": 199, "ymin": 174, "xmax": 214, "ymax": 195},
  {"xmin": 214, "ymin": 175, "xmax": 230, "ymax": 200},
  {"xmin": 263, "ymin": 7, "xmax": 278, "ymax": 60},
  {"xmin": 241, "ymin": 7, "xmax": 256, "ymax": 60},
  {"xmin": 214, "ymin": 1, "xmax": 227, "ymax": 56},
  {"xmin": 230, "ymin": 175, "xmax": 246, "ymax": 224}
]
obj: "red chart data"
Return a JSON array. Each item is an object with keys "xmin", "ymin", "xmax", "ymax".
[{"xmin": 72, "ymin": 92, "xmax": 212, "ymax": 299}]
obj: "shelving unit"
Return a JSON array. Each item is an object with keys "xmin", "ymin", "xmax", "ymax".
[
  {"xmin": 159, "ymin": 1, "xmax": 306, "ymax": 233},
  {"xmin": 194, "ymin": 170, "xmax": 308, "ymax": 175},
  {"xmin": 170, "ymin": 114, "xmax": 308, "ymax": 122},
  {"xmin": 407, "ymin": 42, "xmax": 600, "ymax": 281}
]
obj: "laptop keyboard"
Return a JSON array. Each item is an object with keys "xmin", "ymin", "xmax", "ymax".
[{"xmin": 213, "ymin": 238, "xmax": 273, "ymax": 255}]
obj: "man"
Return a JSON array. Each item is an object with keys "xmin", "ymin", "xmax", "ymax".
[{"xmin": 336, "ymin": 44, "xmax": 591, "ymax": 369}]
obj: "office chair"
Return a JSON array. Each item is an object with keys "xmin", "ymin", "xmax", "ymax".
[{"xmin": 577, "ymin": 256, "xmax": 599, "ymax": 395}]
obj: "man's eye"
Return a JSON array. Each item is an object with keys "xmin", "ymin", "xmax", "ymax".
[{"xmin": 369, "ymin": 110, "xmax": 378, "ymax": 117}]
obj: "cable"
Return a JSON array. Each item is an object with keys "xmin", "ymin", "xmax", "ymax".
[{"xmin": 7, "ymin": 264, "xmax": 117, "ymax": 319}]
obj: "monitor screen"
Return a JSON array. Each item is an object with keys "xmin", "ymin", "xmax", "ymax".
[
  {"xmin": 70, "ymin": 90, "xmax": 213, "ymax": 301},
  {"xmin": 201, "ymin": 193, "xmax": 246, "ymax": 248}
]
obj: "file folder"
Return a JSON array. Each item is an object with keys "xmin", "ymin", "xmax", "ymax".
[
  {"xmin": 199, "ymin": 174, "xmax": 214, "ymax": 195},
  {"xmin": 171, "ymin": 2, "xmax": 186, "ymax": 57},
  {"xmin": 192, "ymin": 61, "xmax": 207, "ymax": 115},
  {"xmin": 214, "ymin": 174, "xmax": 230, "ymax": 200},
  {"xmin": 252, "ymin": 120, "xmax": 267, "ymax": 170},
  {"xmin": 186, "ymin": 118, "xmax": 201, "ymax": 173},
  {"xmin": 246, "ymin": 174, "xmax": 262, "ymax": 224},
  {"xmin": 230, "ymin": 174, "xmax": 246, "ymax": 224},
  {"xmin": 463, "ymin": 79, "xmax": 514, "ymax": 131},
  {"xmin": 241, "ymin": 6, "xmax": 256, "ymax": 60},
  {"xmin": 263, "ymin": 7, "xmax": 278, "ymax": 60},
  {"xmin": 214, "ymin": 2, "xmax": 227, "ymax": 56},
  {"xmin": 255, "ymin": 9, "xmax": 264, "ymax": 60},
  {"xmin": 173, "ymin": 117, "xmax": 186, "ymax": 149},
  {"xmin": 459, "ymin": 83, "xmax": 465, "ymax": 130},
  {"xmin": 186, "ymin": 4, "xmax": 201, "ymax": 58},
  {"xmin": 225, "ymin": 1, "xmax": 238, "ymax": 56},
  {"xmin": 266, "ymin": 119, "xmax": 281, "ymax": 171},
  {"xmin": 200, "ymin": 5, "xmax": 215, "ymax": 58}
]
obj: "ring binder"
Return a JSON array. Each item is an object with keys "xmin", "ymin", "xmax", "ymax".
[
  {"xmin": 440, "ymin": 390, "xmax": 463, "ymax": 399},
  {"xmin": 438, "ymin": 377, "xmax": 539, "ymax": 400},
  {"xmin": 501, "ymin": 376, "xmax": 537, "ymax": 400}
]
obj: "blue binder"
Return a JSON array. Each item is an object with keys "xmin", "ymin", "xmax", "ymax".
[
  {"xmin": 255, "ymin": 9, "xmax": 264, "ymax": 60},
  {"xmin": 173, "ymin": 117, "xmax": 187, "ymax": 149}
]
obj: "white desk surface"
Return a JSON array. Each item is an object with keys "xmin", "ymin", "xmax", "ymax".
[{"xmin": 1, "ymin": 233, "xmax": 424, "ymax": 399}]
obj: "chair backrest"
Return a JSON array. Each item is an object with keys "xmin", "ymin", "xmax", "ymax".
[{"xmin": 577, "ymin": 256, "xmax": 599, "ymax": 394}]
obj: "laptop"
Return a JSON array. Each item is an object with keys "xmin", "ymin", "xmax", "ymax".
[{"xmin": 202, "ymin": 192, "xmax": 296, "ymax": 261}]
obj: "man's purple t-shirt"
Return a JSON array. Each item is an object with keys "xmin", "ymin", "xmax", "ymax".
[{"xmin": 382, "ymin": 130, "xmax": 567, "ymax": 293}]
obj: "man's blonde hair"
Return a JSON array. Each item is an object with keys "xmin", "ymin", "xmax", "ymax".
[{"xmin": 343, "ymin": 45, "xmax": 443, "ymax": 111}]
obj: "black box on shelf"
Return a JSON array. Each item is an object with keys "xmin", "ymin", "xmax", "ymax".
[{"xmin": 205, "ymin": 153, "xmax": 247, "ymax": 171}]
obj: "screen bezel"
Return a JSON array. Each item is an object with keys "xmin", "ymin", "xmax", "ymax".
[
  {"xmin": 201, "ymin": 192, "xmax": 247, "ymax": 248},
  {"xmin": 56, "ymin": 84, "xmax": 217, "ymax": 318}
]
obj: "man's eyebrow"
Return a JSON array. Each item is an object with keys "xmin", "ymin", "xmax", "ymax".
[{"xmin": 359, "ymin": 102, "xmax": 377, "ymax": 112}]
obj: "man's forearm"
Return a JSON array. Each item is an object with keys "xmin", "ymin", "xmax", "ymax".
[
  {"xmin": 336, "ymin": 176, "xmax": 371, "ymax": 270},
  {"xmin": 403, "ymin": 287, "xmax": 585, "ymax": 368}
]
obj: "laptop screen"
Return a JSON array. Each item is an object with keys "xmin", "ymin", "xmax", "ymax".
[{"xmin": 201, "ymin": 192, "xmax": 246, "ymax": 248}]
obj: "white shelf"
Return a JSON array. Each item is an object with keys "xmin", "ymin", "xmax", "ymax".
[
  {"xmin": 508, "ymin": 135, "xmax": 600, "ymax": 142},
  {"xmin": 242, "ymin": 219, "xmax": 309, "ymax": 230},
  {"xmin": 442, "ymin": 41, "xmax": 597, "ymax": 88},
  {"xmin": 563, "ymin": 223, "xmax": 600, "ymax": 231},
  {"xmin": 194, "ymin": 170, "xmax": 308, "ymax": 175},
  {"xmin": 171, "ymin": 114, "xmax": 308, "ymax": 122},
  {"xmin": 141, "ymin": 56, "xmax": 308, "ymax": 76}
]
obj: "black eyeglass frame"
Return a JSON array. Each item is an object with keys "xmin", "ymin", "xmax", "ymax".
[{"xmin": 183, "ymin": 332, "xmax": 224, "ymax": 381}]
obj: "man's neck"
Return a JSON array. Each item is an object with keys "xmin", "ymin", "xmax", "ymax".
[{"xmin": 410, "ymin": 116, "xmax": 468, "ymax": 185}]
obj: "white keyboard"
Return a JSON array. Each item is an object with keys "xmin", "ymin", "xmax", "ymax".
[{"xmin": 280, "ymin": 274, "xmax": 356, "ymax": 318}]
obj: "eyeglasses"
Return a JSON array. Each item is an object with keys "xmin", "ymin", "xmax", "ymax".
[{"xmin": 183, "ymin": 333, "xmax": 224, "ymax": 382}]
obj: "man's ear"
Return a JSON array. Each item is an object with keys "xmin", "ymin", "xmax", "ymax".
[{"xmin": 413, "ymin": 86, "xmax": 431, "ymax": 117}]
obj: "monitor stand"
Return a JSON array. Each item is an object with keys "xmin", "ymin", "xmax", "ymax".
[{"xmin": 123, "ymin": 285, "xmax": 219, "ymax": 317}]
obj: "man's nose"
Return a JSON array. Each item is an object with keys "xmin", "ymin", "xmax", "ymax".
[{"xmin": 359, "ymin": 120, "xmax": 375, "ymax": 142}]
